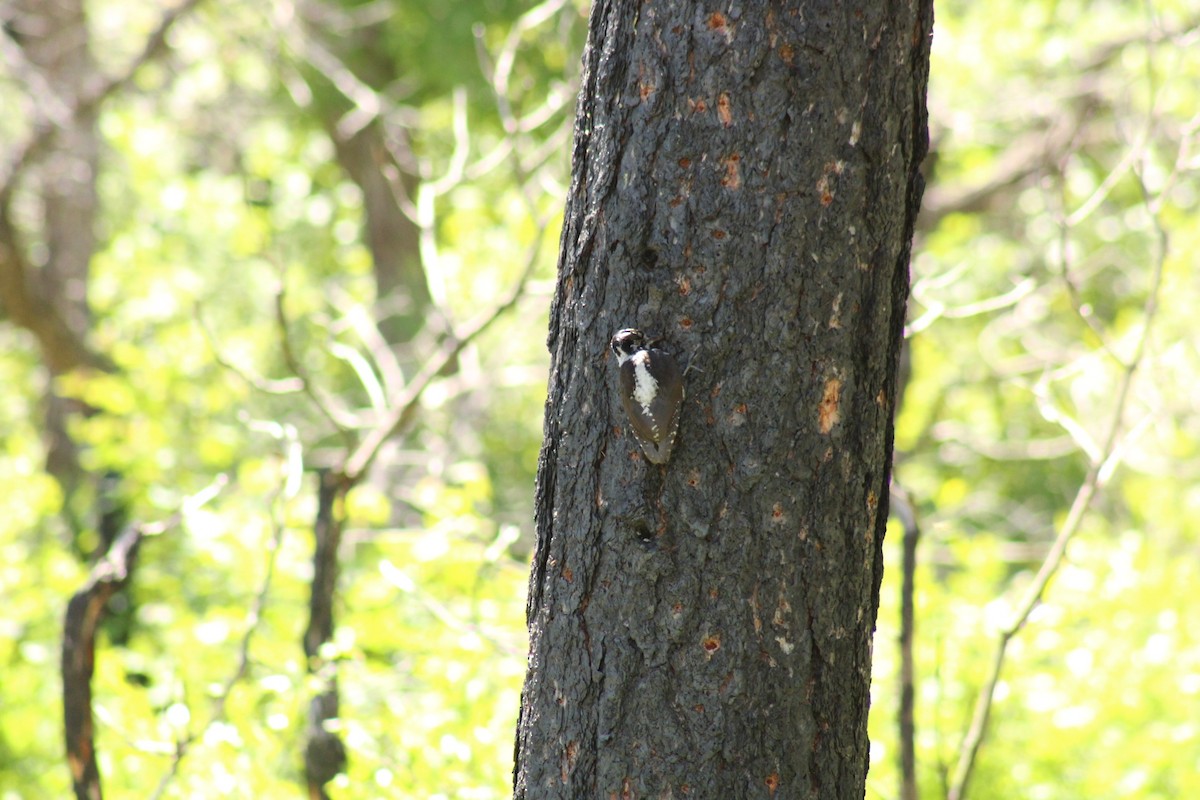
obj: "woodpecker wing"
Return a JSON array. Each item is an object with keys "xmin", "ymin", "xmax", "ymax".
[{"xmin": 618, "ymin": 347, "xmax": 683, "ymax": 464}]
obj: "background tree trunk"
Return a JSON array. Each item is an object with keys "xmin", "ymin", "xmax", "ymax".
[
  {"xmin": 296, "ymin": 13, "xmax": 432, "ymax": 347},
  {"xmin": 5, "ymin": 0, "xmax": 101, "ymax": 506},
  {"xmin": 515, "ymin": 1, "xmax": 932, "ymax": 797}
]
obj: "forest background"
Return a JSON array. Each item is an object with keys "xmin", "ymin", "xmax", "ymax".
[{"xmin": 1, "ymin": 0, "xmax": 1198, "ymax": 798}]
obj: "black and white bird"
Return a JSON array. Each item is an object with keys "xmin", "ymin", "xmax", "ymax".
[{"xmin": 610, "ymin": 328, "xmax": 684, "ymax": 465}]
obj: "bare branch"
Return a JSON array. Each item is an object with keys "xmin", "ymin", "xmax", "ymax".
[
  {"xmin": 946, "ymin": 139, "xmax": 1170, "ymax": 800},
  {"xmin": 62, "ymin": 474, "xmax": 227, "ymax": 800},
  {"xmin": 195, "ymin": 301, "xmax": 305, "ymax": 395},
  {"xmin": 0, "ymin": 0, "xmax": 208, "ymax": 194},
  {"xmin": 339, "ymin": 3, "xmax": 569, "ymax": 484},
  {"xmin": 329, "ymin": 341, "xmax": 386, "ymax": 413},
  {"xmin": 302, "ymin": 469, "xmax": 348, "ymax": 798},
  {"xmin": 272, "ymin": 272, "xmax": 360, "ymax": 438},
  {"xmin": 341, "ymin": 237, "xmax": 543, "ymax": 483},
  {"xmin": 149, "ymin": 465, "xmax": 291, "ymax": 800},
  {"xmin": 0, "ymin": 0, "xmax": 206, "ymax": 373},
  {"xmin": 328, "ymin": 288, "xmax": 406, "ymax": 400},
  {"xmin": 907, "ymin": 277, "xmax": 1036, "ymax": 337}
]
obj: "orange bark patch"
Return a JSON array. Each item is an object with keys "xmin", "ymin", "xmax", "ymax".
[
  {"xmin": 561, "ymin": 741, "xmax": 579, "ymax": 782},
  {"xmin": 818, "ymin": 377, "xmax": 843, "ymax": 433},
  {"xmin": 721, "ymin": 153, "xmax": 742, "ymax": 189},
  {"xmin": 717, "ymin": 92, "xmax": 733, "ymax": 126},
  {"xmin": 817, "ymin": 174, "xmax": 834, "ymax": 206}
]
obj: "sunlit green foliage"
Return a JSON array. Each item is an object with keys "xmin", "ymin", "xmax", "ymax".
[
  {"xmin": 1, "ymin": 0, "xmax": 583, "ymax": 796},
  {"xmin": 869, "ymin": 1, "xmax": 1200, "ymax": 798},
  {"xmin": 2, "ymin": 0, "xmax": 1198, "ymax": 797}
]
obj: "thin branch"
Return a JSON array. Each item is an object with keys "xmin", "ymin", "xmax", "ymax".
[
  {"xmin": 284, "ymin": 24, "xmax": 381, "ymax": 141},
  {"xmin": 424, "ymin": 87, "xmax": 471, "ymax": 196},
  {"xmin": 272, "ymin": 272, "xmax": 360, "ymax": 438},
  {"xmin": 0, "ymin": 0, "xmax": 208, "ymax": 195},
  {"xmin": 328, "ymin": 288, "xmax": 406, "ymax": 400},
  {"xmin": 946, "ymin": 142, "xmax": 1169, "ymax": 800},
  {"xmin": 62, "ymin": 474, "xmax": 226, "ymax": 800},
  {"xmin": 380, "ymin": 560, "xmax": 523, "ymax": 656},
  {"xmin": 1050, "ymin": 187, "xmax": 1116, "ymax": 360},
  {"xmin": 195, "ymin": 301, "xmax": 305, "ymax": 395},
  {"xmin": 341, "ymin": 235, "xmax": 543, "ymax": 483},
  {"xmin": 329, "ymin": 341, "xmax": 387, "ymax": 414},
  {"xmin": 487, "ymin": 0, "xmax": 570, "ymax": 137},
  {"xmin": 907, "ymin": 278, "xmax": 1037, "ymax": 337},
  {"xmin": 339, "ymin": 4, "xmax": 567, "ymax": 484},
  {"xmin": 149, "ymin": 466, "xmax": 290, "ymax": 799},
  {"xmin": 474, "ymin": 0, "xmax": 573, "ymax": 213}
]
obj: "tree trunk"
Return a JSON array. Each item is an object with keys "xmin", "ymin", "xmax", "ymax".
[
  {"xmin": 515, "ymin": 1, "xmax": 931, "ymax": 797},
  {"xmin": 295, "ymin": 15, "xmax": 432, "ymax": 347},
  {"xmin": 5, "ymin": 0, "xmax": 102, "ymax": 501},
  {"xmin": 329, "ymin": 121, "xmax": 429, "ymax": 345}
]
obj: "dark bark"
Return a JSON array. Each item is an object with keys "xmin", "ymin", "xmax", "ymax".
[
  {"xmin": 62, "ymin": 524, "xmax": 143, "ymax": 800},
  {"xmin": 516, "ymin": 1, "xmax": 931, "ymax": 797},
  {"xmin": 302, "ymin": 470, "xmax": 348, "ymax": 797}
]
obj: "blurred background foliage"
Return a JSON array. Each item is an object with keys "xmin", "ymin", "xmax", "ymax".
[{"xmin": 0, "ymin": 0, "xmax": 1196, "ymax": 798}]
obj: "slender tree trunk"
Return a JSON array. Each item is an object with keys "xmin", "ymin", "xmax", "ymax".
[
  {"xmin": 515, "ymin": 1, "xmax": 931, "ymax": 797},
  {"xmin": 302, "ymin": 470, "xmax": 348, "ymax": 797}
]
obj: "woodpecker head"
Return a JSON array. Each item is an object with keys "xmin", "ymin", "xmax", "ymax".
[
  {"xmin": 610, "ymin": 328, "xmax": 647, "ymax": 366},
  {"xmin": 610, "ymin": 328, "xmax": 684, "ymax": 465}
]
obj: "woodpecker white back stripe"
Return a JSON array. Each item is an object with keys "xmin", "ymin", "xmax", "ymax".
[{"xmin": 631, "ymin": 353, "xmax": 659, "ymax": 423}]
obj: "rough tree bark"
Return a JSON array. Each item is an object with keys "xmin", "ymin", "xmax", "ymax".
[{"xmin": 515, "ymin": 1, "xmax": 931, "ymax": 798}]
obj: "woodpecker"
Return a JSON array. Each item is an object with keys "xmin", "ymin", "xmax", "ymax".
[{"xmin": 610, "ymin": 328, "xmax": 684, "ymax": 464}]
